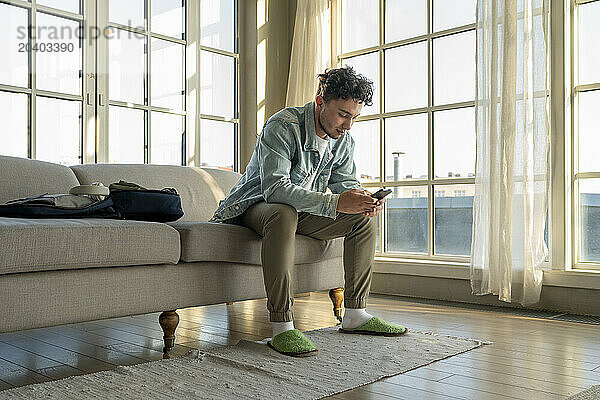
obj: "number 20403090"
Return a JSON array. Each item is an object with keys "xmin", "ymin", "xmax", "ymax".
[{"xmin": 18, "ymin": 42, "xmax": 75, "ymax": 52}]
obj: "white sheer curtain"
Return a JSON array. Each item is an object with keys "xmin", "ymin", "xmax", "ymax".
[
  {"xmin": 286, "ymin": 0, "xmax": 331, "ymax": 107},
  {"xmin": 470, "ymin": 0, "xmax": 550, "ymax": 305}
]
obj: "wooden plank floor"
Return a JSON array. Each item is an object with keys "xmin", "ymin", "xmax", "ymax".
[{"xmin": 0, "ymin": 293, "xmax": 598, "ymax": 399}]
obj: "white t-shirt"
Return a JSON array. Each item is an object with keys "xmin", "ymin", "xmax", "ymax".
[{"xmin": 302, "ymin": 135, "xmax": 330, "ymax": 190}]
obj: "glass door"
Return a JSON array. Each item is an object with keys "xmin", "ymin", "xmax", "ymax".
[
  {"xmin": 1, "ymin": 0, "xmax": 239, "ymax": 168},
  {"xmin": 96, "ymin": 0, "xmax": 187, "ymax": 165},
  {"xmin": 0, "ymin": 0, "xmax": 94, "ymax": 165}
]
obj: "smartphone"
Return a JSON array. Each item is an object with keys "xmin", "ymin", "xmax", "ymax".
[{"xmin": 371, "ymin": 188, "xmax": 392, "ymax": 200}]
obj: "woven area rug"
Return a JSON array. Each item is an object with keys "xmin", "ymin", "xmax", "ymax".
[
  {"xmin": 566, "ymin": 385, "xmax": 600, "ymax": 400},
  {"xmin": 0, "ymin": 327, "xmax": 488, "ymax": 400}
]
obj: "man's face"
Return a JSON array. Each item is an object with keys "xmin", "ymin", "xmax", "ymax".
[{"xmin": 316, "ymin": 96, "xmax": 363, "ymax": 140}]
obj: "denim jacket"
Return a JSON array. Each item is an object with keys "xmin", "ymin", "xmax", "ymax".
[{"xmin": 209, "ymin": 102, "xmax": 363, "ymax": 223}]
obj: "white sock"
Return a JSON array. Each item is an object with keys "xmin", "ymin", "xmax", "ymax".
[
  {"xmin": 272, "ymin": 321, "xmax": 295, "ymax": 337},
  {"xmin": 341, "ymin": 308, "xmax": 372, "ymax": 329}
]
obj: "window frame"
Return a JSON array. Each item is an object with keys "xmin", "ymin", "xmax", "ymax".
[
  {"xmin": 330, "ymin": 0, "xmax": 598, "ymax": 274},
  {"xmin": 1, "ymin": 0, "xmax": 240, "ymax": 170},
  {"xmin": 0, "ymin": 0, "xmax": 92, "ymax": 165},
  {"xmin": 96, "ymin": 0, "xmax": 189, "ymax": 166},
  {"xmin": 333, "ymin": 0, "xmax": 476, "ymax": 263},
  {"xmin": 196, "ymin": 0, "xmax": 240, "ymax": 172},
  {"xmin": 568, "ymin": 0, "xmax": 600, "ymax": 271}
]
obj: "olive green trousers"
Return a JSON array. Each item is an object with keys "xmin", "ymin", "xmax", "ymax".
[{"xmin": 236, "ymin": 202, "xmax": 377, "ymax": 322}]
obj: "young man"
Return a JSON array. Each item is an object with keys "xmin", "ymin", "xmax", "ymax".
[{"xmin": 210, "ymin": 66, "xmax": 407, "ymax": 356}]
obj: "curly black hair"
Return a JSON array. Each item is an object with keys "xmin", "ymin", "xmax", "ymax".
[{"xmin": 316, "ymin": 66, "xmax": 374, "ymax": 106}]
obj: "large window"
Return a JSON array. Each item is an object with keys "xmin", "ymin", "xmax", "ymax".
[
  {"xmin": 0, "ymin": 0, "xmax": 238, "ymax": 170},
  {"xmin": 0, "ymin": 0, "xmax": 86, "ymax": 166},
  {"xmin": 337, "ymin": 0, "xmax": 476, "ymax": 260},
  {"xmin": 105, "ymin": 0, "xmax": 187, "ymax": 165},
  {"xmin": 198, "ymin": 0, "xmax": 238, "ymax": 171},
  {"xmin": 572, "ymin": 0, "xmax": 600, "ymax": 269}
]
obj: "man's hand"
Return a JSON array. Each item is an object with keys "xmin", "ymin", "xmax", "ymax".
[
  {"xmin": 336, "ymin": 189, "xmax": 377, "ymax": 214},
  {"xmin": 362, "ymin": 195, "xmax": 385, "ymax": 218}
]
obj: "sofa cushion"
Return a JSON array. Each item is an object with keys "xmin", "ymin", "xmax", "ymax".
[
  {"xmin": 169, "ymin": 221, "xmax": 343, "ymax": 265},
  {"xmin": 70, "ymin": 164, "xmax": 241, "ymax": 222},
  {"xmin": 0, "ymin": 217, "xmax": 180, "ymax": 275},
  {"xmin": 0, "ymin": 156, "xmax": 80, "ymax": 205}
]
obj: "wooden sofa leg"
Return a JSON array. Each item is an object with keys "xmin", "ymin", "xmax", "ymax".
[
  {"xmin": 159, "ymin": 310, "xmax": 179, "ymax": 359},
  {"xmin": 328, "ymin": 288, "xmax": 344, "ymax": 324}
]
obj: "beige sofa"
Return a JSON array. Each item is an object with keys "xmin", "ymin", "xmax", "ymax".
[{"xmin": 0, "ymin": 155, "xmax": 345, "ymax": 356}]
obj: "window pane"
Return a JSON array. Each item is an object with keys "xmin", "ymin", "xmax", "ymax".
[
  {"xmin": 109, "ymin": 0, "xmax": 145, "ymax": 29},
  {"xmin": 579, "ymin": 179, "xmax": 600, "ymax": 263},
  {"xmin": 385, "ymin": 0, "xmax": 427, "ymax": 43},
  {"xmin": 342, "ymin": 53, "xmax": 379, "ymax": 115},
  {"xmin": 433, "ymin": 0, "xmax": 476, "ymax": 32},
  {"xmin": 578, "ymin": 1, "xmax": 600, "ymax": 86},
  {"xmin": 200, "ymin": 119, "xmax": 235, "ymax": 170},
  {"xmin": 36, "ymin": 97, "xmax": 81, "ymax": 166},
  {"xmin": 201, "ymin": 0, "xmax": 235, "ymax": 52},
  {"xmin": 515, "ymin": 0, "xmax": 545, "ymax": 13},
  {"xmin": 350, "ymin": 120, "xmax": 379, "ymax": 183},
  {"xmin": 434, "ymin": 184, "xmax": 473, "ymax": 256},
  {"xmin": 385, "ymin": 42, "xmax": 428, "ymax": 111},
  {"xmin": 37, "ymin": 0, "xmax": 80, "ymax": 14},
  {"xmin": 109, "ymin": 106, "xmax": 145, "ymax": 163},
  {"xmin": 0, "ymin": 4, "xmax": 28, "ymax": 87},
  {"xmin": 494, "ymin": 0, "xmax": 544, "ymax": 19},
  {"xmin": 109, "ymin": 29, "xmax": 146, "ymax": 104},
  {"xmin": 35, "ymin": 13, "xmax": 82, "ymax": 95},
  {"xmin": 433, "ymin": 31, "xmax": 475, "ymax": 105},
  {"xmin": 152, "ymin": 0, "xmax": 185, "ymax": 39},
  {"xmin": 434, "ymin": 107, "xmax": 475, "ymax": 178},
  {"xmin": 386, "ymin": 187, "xmax": 428, "ymax": 253},
  {"xmin": 151, "ymin": 38, "xmax": 184, "ymax": 110},
  {"xmin": 578, "ymin": 90, "xmax": 600, "ymax": 173},
  {"xmin": 492, "ymin": 13, "xmax": 545, "ymax": 96},
  {"xmin": 0, "ymin": 91, "xmax": 28, "ymax": 158},
  {"xmin": 385, "ymin": 114, "xmax": 428, "ymax": 181},
  {"xmin": 200, "ymin": 50, "xmax": 234, "ymax": 118},
  {"xmin": 504, "ymin": 15, "xmax": 546, "ymax": 96},
  {"xmin": 341, "ymin": 0, "xmax": 378, "ymax": 53},
  {"xmin": 150, "ymin": 112, "xmax": 184, "ymax": 165}
]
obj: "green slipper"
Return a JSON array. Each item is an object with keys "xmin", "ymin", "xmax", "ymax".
[
  {"xmin": 267, "ymin": 329, "xmax": 318, "ymax": 357},
  {"xmin": 339, "ymin": 316, "xmax": 408, "ymax": 337}
]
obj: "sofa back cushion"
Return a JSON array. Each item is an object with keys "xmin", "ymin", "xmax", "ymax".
[
  {"xmin": 0, "ymin": 156, "xmax": 81, "ymax": 204},
  {"xmin": 70, "ymin": 164, "xmax": 241, "ymax": 221}
]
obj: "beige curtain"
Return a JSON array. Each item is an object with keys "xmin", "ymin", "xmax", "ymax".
[
  {"xmin": 470, "ymin": 0, "xmax": 550, "ymax": 305},
  {"xmin": 286, "ymin": 0, "xmax": 331, "ymax": 107}
]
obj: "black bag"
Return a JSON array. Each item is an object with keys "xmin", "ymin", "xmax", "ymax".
[
  {"xmin": 108, "ymin": 181, "xmax": 184, "ymax": 222},
  {"xmin": 0, "ymin": 181, "xmax": 184, "ymax": 222},
  {"xmin": 0, "ymin": 194, "xmax": 117, "ymax": 219}
]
